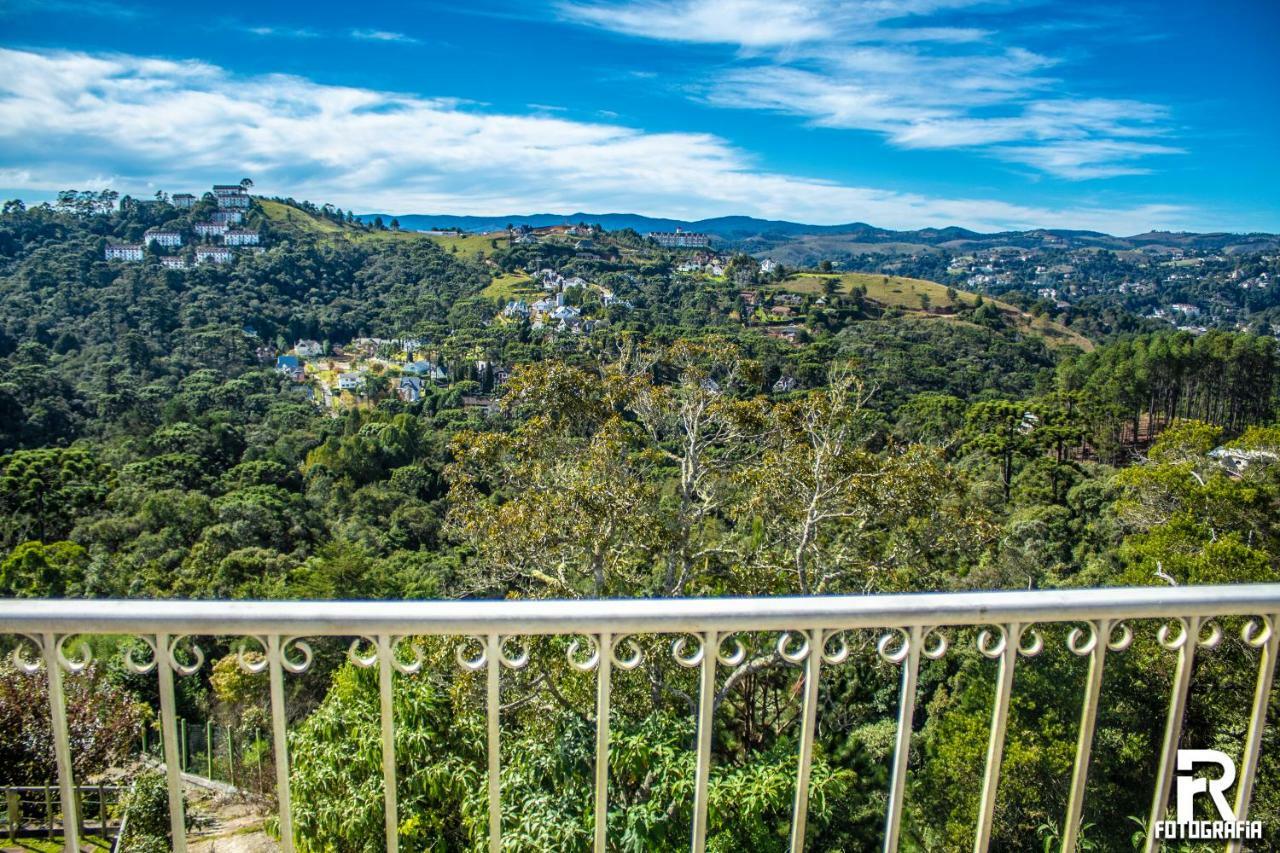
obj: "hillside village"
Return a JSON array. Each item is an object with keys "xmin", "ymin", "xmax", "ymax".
[
  {"xmin": 86, "ymin": 186, "xmax": 1280, "ymax": 414},
  {"xmin": 104, "ymin": 182, "xmax": 263, "ymax": 268}
]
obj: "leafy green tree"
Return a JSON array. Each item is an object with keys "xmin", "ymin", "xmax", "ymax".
[{"xmin": 0, "ymin": 539, "xmax": 89, "ymax": 597}]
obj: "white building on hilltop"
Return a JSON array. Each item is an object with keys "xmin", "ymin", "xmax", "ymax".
[
  {"xmin": 195, "ymin": 246, "xmax": 233, "ymax": 265},
  {"xmin": 160, "ymin": 256, "xmax": 188, "ymax": 270},
  {"xmin": 212, "ymin": 184, "xmax": 251, "ymax": 209},
  {"xmin": 648, "ymin": 228, "xmax": 710, "ymax": 249},
  {"xmin": 172, "ymin": 193, "xmax": 197, "ymax": 209},
  {"xmin": 105, "ymin": 244, "xmax": 144, "ymax": 261},
  {"xmin": 224, "ymin": 229, "xmax": 260, "ymax": 247},
  {"xmin": 195, "ymin": 222, "xmax": 229, "ymax": 239},
  {"xmin": 211, "ymin": 210, "xmax": 243, "ymax": 225},
  {"xmin": 144, "ymin": 229, "xmax": 182, "ymax": 248}
]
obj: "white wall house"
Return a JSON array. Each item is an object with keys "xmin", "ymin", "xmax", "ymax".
[
  {"xmin": 195, "ymin": 222, "xmax": 229, "ymax": 238},
  {"xmin": 144, "ymin": 229, "xmax": 183, "ymax": 248},
  {"xmin": 294, "ymin": 339, "xmax": 324, "ymax": 358},
  {"xmin": 105, "ymin": 244, "xmax": 144, "ymax": 261},
  {"xmin": 224, "ymin": 230, "xmax": 260, "ymax": 246},
  {"xmin": 648, "ymin": 228, "xmax": 710, "ymax": 249},
  {"xmin": 172, "ymin": 194, "xmax": 197, "ymax": 209},
  {"xmin": 195, "ymin": 246, "xmax": 233, "ymax": 265},
  {"xmin": 160, "ymin": 256, "xmax": 188, "ymax": 269},
  {"xmin": 211, "ymin": 210, "xmax": 243, "ymax": 225},
  {"xmin": 212, "ymin": 185, "xmax": 251, "ymax": 209}
]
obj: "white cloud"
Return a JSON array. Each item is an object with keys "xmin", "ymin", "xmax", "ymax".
[
  {"xmin": 559, "ymin": 0, "xmax": 1182, "ymax": 180},
  {"xmin": 245, "ymin": 25, "xmax": 319, "ymax": 39},
  {"xmin": 558, "ymin": 0, "xmax": 832, "ymax": 47},
  {"xmin": 350, "ymin": 29, "xmax": 419, "ymax": 44},
  {"xmin": 0, "ymin": 48, "xmax": 1195, "ymax": 233}
]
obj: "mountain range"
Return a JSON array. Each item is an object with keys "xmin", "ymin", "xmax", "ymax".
[{"xmin": 355, "ymin": 212, "xmax": 1280, "ymax": 253}]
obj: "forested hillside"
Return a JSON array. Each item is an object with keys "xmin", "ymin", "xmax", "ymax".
[{"xmin": 2, "ymin": 195, "xmax": 1279, "ymax": 850}]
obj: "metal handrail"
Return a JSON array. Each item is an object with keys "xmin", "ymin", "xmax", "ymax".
[
  {"xmin": 4, "ymin": 582, "xmax": 1279, "ymax": 634},
  {"xmin": 5, "ymin": 583, "xmax": 1279, "ymax": 853}
]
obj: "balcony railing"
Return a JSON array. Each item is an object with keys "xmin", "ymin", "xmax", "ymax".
[{"xmin": 4, "ymin": 583, "xmax": 1279, "ymax": 853}]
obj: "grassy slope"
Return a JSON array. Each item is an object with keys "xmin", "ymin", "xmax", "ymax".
[
  {"xmin": 481, "ymin": 273, "xmax": 540, "ymax": 301},
  {"xmin": 259, "ymin": 200, "xmax": 429, "ymax": 245},
  {"xmin": 431, "ymin": 232, "xmax": 508, "ymax": 256},
  {"xmin": 774, "ymin": 272, "xmax": 1094, "ymax": 351}
]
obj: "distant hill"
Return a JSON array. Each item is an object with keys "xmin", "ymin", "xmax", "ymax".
[{"xmin": 354, "ymin": 212, "xmax": 1279, "ymax": 254}]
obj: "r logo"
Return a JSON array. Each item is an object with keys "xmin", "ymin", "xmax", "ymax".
[{"xmin": 1175, "ymin": 749, "xmax": 1236, "ymax": 823}]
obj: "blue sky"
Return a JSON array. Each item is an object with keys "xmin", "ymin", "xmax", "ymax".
[{"xmin": 0, "ymin": 0, "xmax": 1276, "ymax": 232}]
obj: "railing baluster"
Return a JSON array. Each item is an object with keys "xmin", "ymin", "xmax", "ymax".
[
  {"xmin": 1227, "ymin": 614, "xmax": 1279, "ymax": 853},
  {"xmin": 690, "ymin": 630, "xmax": 723, "ymax": 853},
  {"xmin": 974, "ymin": 622, "xmax": 1030, "ymax": 853},
  {"xmin": 884, "ymin": 626, "xmax": 922, "ymax": 852},
  {"xmin": 266, "ymin": 634, "xmax": 296, "ymax": 853},
  {"xmin": 155, "ymin": 633, "xmax": 189, "ymax": 853},
  {"xmin": 1062, "ymin": 620, "xmax": 1109, "ymax": 852},
  {"xmin": 788, "ymin": 629, "xmax": 822, "ymax": 853},
  {"xmin": 594, "ymin": 631, "xmax": 613, "ymax": 853},
  {"xmin": 1145, "ymin": 617, "xmax": 1202, "ymax": 853},
  {"xmin": 486, "ymin": 633, "xmax": 502, "ymax": 853},
  {"xmin": 40, "ymin": 633, "xmax": 79, "ymax": 853},
  {"xmin": 377, "ymin": 634, "xmax": 401, "ymax": 853}
]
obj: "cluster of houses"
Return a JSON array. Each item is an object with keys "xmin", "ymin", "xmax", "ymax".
[
  {"xmin": 507, "ymin": 223, "xmax": 598, "ymax": 250},
  {"xmin": 273, "ymin": 337, "xmax": 499, "ymax": 407},
  {"xmin": 500, "ymin": 269, "xmax": 630, "ymax": 333},
  {"xmin": 674, "ymin": 254, "xmax": 777, "ymax": 278},
  {"xmin": 104, "ymin": 183, "xmax": 261, "ymax": 267}
]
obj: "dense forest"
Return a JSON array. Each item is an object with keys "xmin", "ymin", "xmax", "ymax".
[{"xmin": 2, "ymin": 196, "xmax": 1279, "ymax": 850}]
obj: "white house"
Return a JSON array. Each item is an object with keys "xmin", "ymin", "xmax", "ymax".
[
  {"xmin": 160, "ymin": 256, "xmax": 188, "ymax": 270},
  {"xmin": 172, "ymin": 193, "xmax": 197, "ymax": 209},
  {"xmin": 337, "ymin": 372, "xmax": 365, "ymax": 391},
  {"xmin": 759, "ymin": 258, "xmax": 777, "ymax": 274},
  {"xmin": 213, "ymin": 184, "xmax": 251, "ymax": 209},
  {"xmin": 144, "ymin": 229, "xmax": 183, "ymax": 248},
  {"xmin": 648, "ymin": 228, "xmax": 710, "ymax": 249},
  {"xmin": 105, "ymin": 244, "xmax": 144, "ymax": 262},
  {"xmin": 194, "ymin": 222, "xmax": 229, "ymax": 238},
  {"xmin": 294, "ymin": 339, "xmax": 324, "ymax": 358},
  {"xmin": 195, "ymin": 246, "xmax": 233, "ymax": 264},
  {"xmin": 224, "ymin": 230, "xmax": 260, "ymax": 247},
  {"xmin": 550, "ymin": 305, "xmax": 581, "ymax": 322},
  {"xmin": 211, "ymin": 210, "xmax": 244, "ymax": 225}
]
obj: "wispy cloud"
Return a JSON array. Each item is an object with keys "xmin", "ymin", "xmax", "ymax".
[
  {"xmin": 556, "ymin": 0, "xmax": 1183, "ymax": 180},
  {"xmin": 244, "ymin": 25, "xmax": 319, "ymax": 39},
  {"xmin": 559, "ymin": 0, "xmax": 831, "ymax": 47},
  {"xmin": 0, "ymin": 48, "xmax": 1195, "ymax": 233},
  {"xmin": 350, "ymin": 28, "xmax": 420, "ymax": 44},
  {"xmin": 0, "ymin": 0, "xmax": 139, "ymax": 18}
]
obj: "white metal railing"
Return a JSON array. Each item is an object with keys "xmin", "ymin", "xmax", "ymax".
[{"xmin": 3, "ymin": 583, "xmax": 1279, "ymax": 853}]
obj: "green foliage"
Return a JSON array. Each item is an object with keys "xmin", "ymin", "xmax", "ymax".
[{"xmin": 118, "ymin": 770, "xmax": 190, "ymax": 851}]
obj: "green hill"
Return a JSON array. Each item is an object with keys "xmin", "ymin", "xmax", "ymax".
[
  {"xmin": 774, "ymin": 272, "xmax": 1093, "ymax": 351},
  {"xmin": 259, "ymin": 199, "xmax": 429, "ymax": 246}
]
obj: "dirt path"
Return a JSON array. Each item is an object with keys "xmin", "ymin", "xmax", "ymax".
[{"xmin": 185, "ymin": 784, "xmax": 278, "ymax": 853}]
